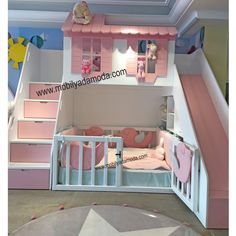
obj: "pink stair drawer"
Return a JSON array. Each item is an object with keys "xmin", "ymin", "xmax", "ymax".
[
  {"xmin": 24, "ymin": 101, "xmax": 58, "ymax": 119},
  {"xmin": 10, "ymin": 143, "xmax": 51, "ymax": 163},
  {"xmin": 9, "ymin": 169, "xmax": 49, "ymax": 189},
  {"xmin": 18, "ymin": 121, "xmax": 55, "ymax": 139},
  {"xmin": 29, "ymin": 83, "xmax": 60, "ymax": 100}
]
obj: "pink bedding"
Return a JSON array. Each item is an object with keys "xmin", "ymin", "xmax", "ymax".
[
  {"xmin": 123, "ymin": 157, "xmax": 170, "ymax": 170},
  {"xmin": 60, "ymin": 126, "xmax": 171, "ymax": 171}
]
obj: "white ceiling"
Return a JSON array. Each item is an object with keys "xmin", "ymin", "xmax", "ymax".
[{"xmin": 8, "ymin": 0, "xmax": 228, "ymax": 36}]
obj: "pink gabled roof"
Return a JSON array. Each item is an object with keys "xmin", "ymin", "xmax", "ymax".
[{"xmin": 62, "ymin": 13, "xmax": 177, "ymax": 37}]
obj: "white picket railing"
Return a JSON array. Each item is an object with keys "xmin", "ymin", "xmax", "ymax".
[
  {"xmin": 51, "ymin": 133, "xmax": 174, "ymax": 193},
  {"xmin": 51, "ymin": 134, "xmax": 123, "ymax": 191}
]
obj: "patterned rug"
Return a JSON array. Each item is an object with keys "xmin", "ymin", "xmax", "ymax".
[{"xmin": 11, "ymin": 205, "xmax": 201, "ymax": 236}]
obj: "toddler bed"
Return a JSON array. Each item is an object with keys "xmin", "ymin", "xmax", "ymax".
[{"xmin": 52, "ymin": 126, "xmax": 172, "ymax": 191}]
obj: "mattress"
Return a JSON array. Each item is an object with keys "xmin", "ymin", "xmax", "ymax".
[
  {"xmin": 58, "ymin": 167, "xmax": 171, "ymax": 187},
  {"xmin": 62, "ymin": 147, "xmax": 171, "ymax": 171}
]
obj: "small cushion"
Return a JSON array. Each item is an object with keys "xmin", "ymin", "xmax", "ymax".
[
  {"xmin": 85, "ymin": 126, "xmax": 104, "ymax": 136},
  {"xmin": 60, "ymin": 127, "xmax": 79, "ymax": 135}
]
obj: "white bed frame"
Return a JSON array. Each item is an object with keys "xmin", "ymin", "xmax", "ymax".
[{"xmin": 51, "ymin": 127, "xmax": 173, "ymax": 193}]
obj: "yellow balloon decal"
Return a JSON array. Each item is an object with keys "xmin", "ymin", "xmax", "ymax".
[{"xmin": 8, "ymin": 37, "xmax": 27, "ymax": 69}]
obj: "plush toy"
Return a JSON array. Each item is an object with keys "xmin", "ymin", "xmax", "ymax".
[
  {"xmin": 81, "ymin": 59, "xmax": 91, "ymax": 74},
  {"xmin": 92, "ymin": 57, "xmax": 101, "ymax": 71},
  {"xmin": 147, "ymin": 42, "xmax": 157, "ymax": 60},
  {"xmin": 136, "ymin": 60, "xmax": 145, "ymax": 82},
  {"xmin": 72, "ymin": 1, "xmax": 92, "ymax": 25}
]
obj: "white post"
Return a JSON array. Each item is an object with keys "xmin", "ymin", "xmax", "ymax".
[
  {"xmin": 192, "ymin": 149, "xmax": 200, "ymax": 212},
  {"xmin": 103, "ymin": 140, "xmax": 108, "ymax": 186},
  {"xmin": 91, "ymin": 142, "xmax": 96, "ymax": 186},
  {"xmin": 52, "ymin": 137, "xmax": 59, "ymax": 190},
  {"xmin": 66, "ymin": 143, "xmax": 70, "ymax": 185},
  {"xmin": 78, "ymin": 141, "xmax": 83, "ymax": 185},
  {"xmin": 115, "ymin": 138, "xmax": 123, "ymax": 187}
]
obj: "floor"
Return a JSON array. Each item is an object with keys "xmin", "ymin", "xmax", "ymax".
[{"xmin": 9, "ymin": 190, "xmax": 228, "ymax": 236}]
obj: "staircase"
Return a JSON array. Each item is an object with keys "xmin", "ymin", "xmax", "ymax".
[{"xmin": 8, "ymin": 82, "xmax": 60, "ymax": 189}]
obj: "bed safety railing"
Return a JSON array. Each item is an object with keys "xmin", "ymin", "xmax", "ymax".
[
  {"xmin": 170, "ymin": 138, "xmax": 200, "ymax": 212},
  {"xmin": 51, "ymin": 134, "xmax": 123, "ymax": 190}
]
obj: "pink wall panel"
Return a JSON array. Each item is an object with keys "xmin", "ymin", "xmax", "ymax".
[
  {"xmin": 71, "ymin": 36, "xmax": 83, "ymax": 74},
  {"xmin": 8, "ymin": 169, "xmax": 49, "ymax": 189},
  {"xmin": 10, "ymin": 143, "xmax": 51, "ymax": 163},
  {"xmin": 18, "ymin": 121, "xmax": 55, "ymax": 139},
  {"xmin": 101, "ymin": 37, "xmax": 112, "ymax": 73},
  {"xmin": 29, "ymin": 84, "xmax": 60, "ymax": 100},
  {"xmin": 156, "ymin": 40, "xmax": 168, "ymax": 77},
  {"xmin": 24, "ymin": 101, "xmax": 58, "ymax": 119},
  {"xmin": 126, "ymin": 38, "xmax": 138, "ymax": 75}
]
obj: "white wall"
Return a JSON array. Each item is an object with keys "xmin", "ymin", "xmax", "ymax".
[
  {"xmin": 72, "ymin": 84, "xmax": 172, "ymax": 128},
  {"xmin": 40, "ymin": 50, "xmax": 63, "ymax": 83},
  {"xmin": 55, "ymin": 89, "xmax": 74, "ymax": 133}
]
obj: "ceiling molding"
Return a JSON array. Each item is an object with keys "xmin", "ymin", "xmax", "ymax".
[
  {"xmin": 177, "ymin": 10, "xmax": 199, "ymax": 36},
  {"xmin": 8, "ymin": 0, "xmax": 228, "ymax": 33},
  {"xmin": 9, "ymin": 0, "xmax": 193, "ymax": 27},
  {"xmin": 177, "ymin": 9, "xmax": 228, "ymax": 37},
  {"xmin": 9, "ymin": 0, "xmax": 171, "ymax": 5},
  {"xmin": 8, "ymin": 10, "xmax": 68, "ymax": 28}
]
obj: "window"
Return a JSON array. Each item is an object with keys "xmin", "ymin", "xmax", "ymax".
[
  {"xmin": 137, "ymin": 39, "xmax": 157, "ymax": 74},
  {"xmin": 82, "ymin": 38, "xmax": 101, "ymax": 72}
]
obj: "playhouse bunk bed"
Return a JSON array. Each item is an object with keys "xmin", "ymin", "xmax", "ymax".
[{"xmin": 8, "ymin": 5, "xmax": 229, "ymax": 228}]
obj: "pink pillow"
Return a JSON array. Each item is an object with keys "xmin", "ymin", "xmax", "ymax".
[
  {"xmin": 120, "ymin": 128, "xmax": 153, "ymax": 148},
  {"xmin": 85, "ymin": 126, "xmax": 104, "ymax": 136},
  {"xmin": 61, "ymin": 127, "xmax": 78, "ymax": 135}
]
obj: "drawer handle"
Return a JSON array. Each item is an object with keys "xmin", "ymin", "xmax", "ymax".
[
  {"xmin": 28, "ymin": 144, "xmax": 38, "ymax": 146},
  {"xmin": 34, "ymin": 121, "xmax": 43, "ymax": 123},
  {"xmin": 40, "ymin": 101, "xmax": 48, "ymax": 104}
]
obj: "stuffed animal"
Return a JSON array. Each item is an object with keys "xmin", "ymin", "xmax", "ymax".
[
  {"xmin": 147, "ymin": 42, "xmax": 157, "ymax": 60},
  {"xmin": 81, "ymin": 59, "xmax": 91, "ymax": 74},
  {"xmin": 92, "ymin": 57, "xmax": 101, "ymax": 71},
  {"xmin": 72, "ymin": 1, "xmax": 92, "ymax": 25},
  {"xmin": 136, "ymin": 60, "xmax": 145, "ymax": 82}
]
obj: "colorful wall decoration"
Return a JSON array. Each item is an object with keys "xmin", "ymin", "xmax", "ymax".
[{"xmin": 8, "ymin": 27, "xmax": 64, "ymax": 97}]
